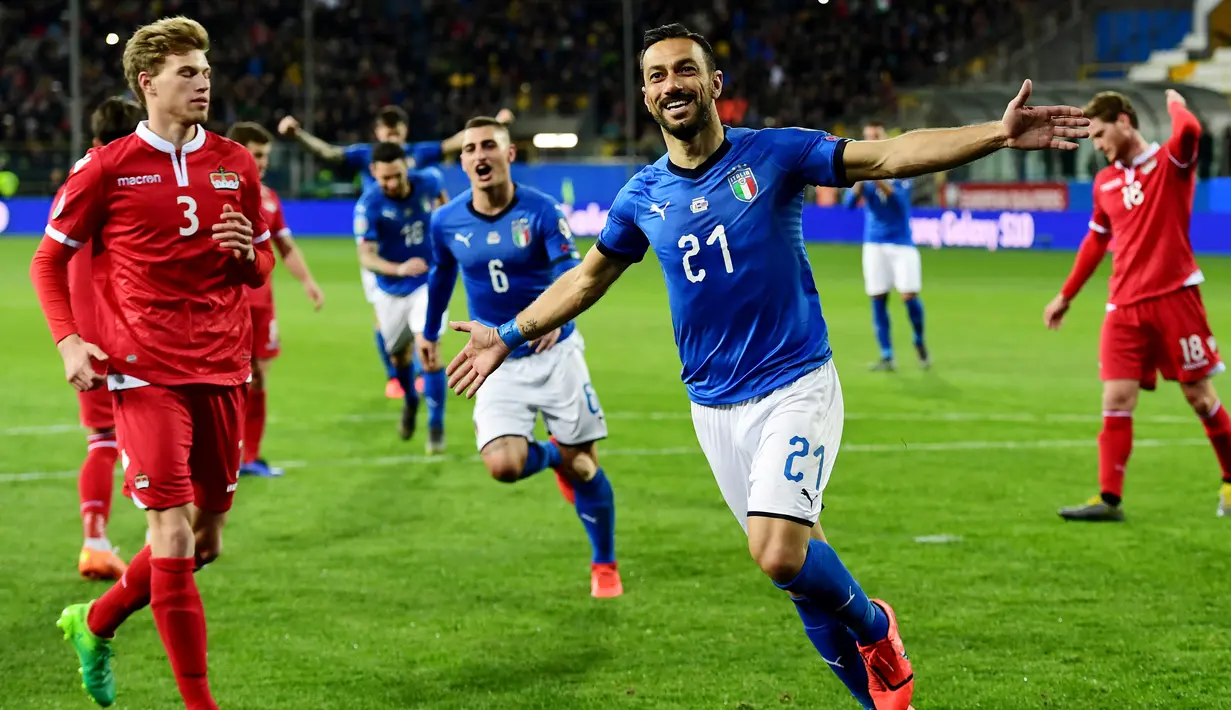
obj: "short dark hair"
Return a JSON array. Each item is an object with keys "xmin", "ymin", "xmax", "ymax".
[
  {"xmin": 90, "ymin": 97, "xmax": 144, "ymax": 145},
  {"xmin": 225, "ymin": 121, "xmax": 273, "ymax": 146},
  {"xmin": 1083, "ymin": 91, "xmax": 1138, "ymax": 129},
  {"xmin": 464, "ymin": 115, "xmax": 508, "ymax": 132},
  {"xmin": 640, "ymin": 23, "xmax": 717, "ymax": 74},
  {"xmin": 864, "ymin": 120, "xmax": 885, "ymax": 129},
  {"xmin": 375, "ymin": 105, "xmax": 409, "ymax": 128},
  {"xmin": 370, "ymin": 141, "xmax": 406, "ymax": 164}
]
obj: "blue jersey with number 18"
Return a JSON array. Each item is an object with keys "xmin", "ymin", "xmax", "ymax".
[{"xmin": 596, "ymin": 126, "xmax": 853, "ymax": 406}]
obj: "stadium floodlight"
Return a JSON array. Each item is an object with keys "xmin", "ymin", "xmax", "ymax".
[
  {"xmin": 532, "ymin": 133, "xmax": 579, "ymax": 149},
  {"xmin": 106, "ymin": 33, "xmax": 119, "ymax": 45}
]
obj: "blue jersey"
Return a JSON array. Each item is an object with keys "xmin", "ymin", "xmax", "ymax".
[
  {"xmin": 343, "ymin": 141, "xmax": 444, "ymax": 190},
  {"xmin": 424, "ymin": 184, "xmax": 582, "ymax": 359},
  {"xmin": 353, "ymin": 169, "xmax": 445, "ymax": 296},
  {"xmin": 843, "ymin": 179, "xmax": 913, "ymax": 245},
  {"xmin": 596, "ymin": 127, "xmax": 852, "ymax": 406}
]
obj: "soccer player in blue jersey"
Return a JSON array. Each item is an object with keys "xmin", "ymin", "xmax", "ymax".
[
  {"xmin": 354, "ymin": 142, "xmax": 448, "ymax": 451},
  {"xmin": 443, "ymin": 24, "xmax": 1087, "ymax": 709},
  {"xmin": 279, "ymin": 106, "xmax": 513, "ymax": 399},
  {"xmin": 842, "ymin": 121, "xmax": 929, "ymax": 372},
  {"xmin": 416, "ymin": 117, "xmax": 623, "ymax": 599}
]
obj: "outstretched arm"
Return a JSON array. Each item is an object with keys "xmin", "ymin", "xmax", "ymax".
[
  {"xmin": 844, "ymin": 80, "xmax": 1088, "ymax": 181},
  {"xmin": 504, "ymin": 245, "xmax": 628, "ymax": 344},
  {"xmin": 278, "ymin": 115, "xmax": 346, "ymax": 163}
]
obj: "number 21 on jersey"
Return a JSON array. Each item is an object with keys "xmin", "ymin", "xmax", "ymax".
[{"xmin": 679, "ymin": 224, "xmax": 734, "ymax": 283}]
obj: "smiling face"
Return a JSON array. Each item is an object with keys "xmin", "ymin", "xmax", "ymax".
[
  {"xmin": 460, "ymin": 124, "xmax": 515, "ymax": 191},
  {"xmin": 641, "ymin": 37, "xmax": 722, "ymax": 142}
]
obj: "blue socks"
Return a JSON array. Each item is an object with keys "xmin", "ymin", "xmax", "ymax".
[
  {"xmin": 775, "ymin": 539, "xmax": 888, "ymax": 645},
  {"xmin": 791, "ymin": 596, "xmax": 875, "ymax": 709},
  {"xmin": 871, "ymin": 297, "xmax": 892, "ymax": 361},
  {"xmin": 905, "ymin": 297, "xmax": 925, "ymax": 347},
  {"xmin": 395, "ymin": 365, "xmax": 418, "ymax": 410},
  {"xmin": 518, "ymin": 439, "xmax": 563, "ymax": 480},
  {"xmin": 424, "ymin": 370, "xmax": 446, "ymax": 430},
  {"xmin": 376, "ymin": 329, "xmax": 397, "ymax": 380},
  {"xmin": 572, "ymin": 468, "xmax": 616, "ymax": 564}
]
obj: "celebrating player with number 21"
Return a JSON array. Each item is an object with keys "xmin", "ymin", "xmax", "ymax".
[{"xmin": 445, "ymin": 23, "xmax": 1087, "ymax": 710}]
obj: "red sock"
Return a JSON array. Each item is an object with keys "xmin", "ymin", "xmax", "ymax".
[
  {"xmin": 1098, "ymin": 411, "xmax": 1133, "ymax": 503},
  {"xmin": 79, "ymin": 433, "xmax": 118, "ymax": 540},
  {"xmin": 1200, "ymin": 401, "xmax": 1231, "ymax": 484},
  {"xmin": 150, "ymin": 556, "xmax": 217, "ymax": 710},
  {"xmin": 88, "ymin": 545, "xmax": 153, "ymax": 638},
  {"xmin": 244, "ymin": 387, "xmax": 266, "ymax": 464}
]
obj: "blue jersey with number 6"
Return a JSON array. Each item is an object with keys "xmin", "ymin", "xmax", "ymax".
[
  {"xmin": 423, "ymin": 184, "xmax": 582, "ymax": 359},
  {"xmin": 596, "ymin": 127, "xmax": 852, "ymax": 405},
  {"xmin": 353, "ymin": 168, "xmax": 443, "ymax": 296}
]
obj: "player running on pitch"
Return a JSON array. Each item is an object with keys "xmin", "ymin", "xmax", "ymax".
[
  {"xmin": 445, "ymin": 23, "xmax": 1086, "ymax": 710},
  {"xmin": 418, "ymin": 117, "xmax": 621, "ymax": 598},
  {"xmin": 31, "ymin": 17, "xmax": 274, "ymax": 709},
  {"xmin": 1045, "ymin": 89, "xmax": 1231, "ymax": 521},
  {"xmin": 226, "ymin": 121, "xmax": 326, "ymax": 478}
]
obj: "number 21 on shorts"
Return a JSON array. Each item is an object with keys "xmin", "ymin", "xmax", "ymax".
[{"xmin": 783, "ymin": 436, "xmax": 825, "ymax": 490}]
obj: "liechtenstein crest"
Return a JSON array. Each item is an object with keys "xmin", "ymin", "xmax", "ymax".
[
  {"xmin": 726, "ymin": 165, "xmax": 759, "ymax": 203},
  {"xmin": 511, "ymin": 218, "xmax": 532, "ymax": 248}
]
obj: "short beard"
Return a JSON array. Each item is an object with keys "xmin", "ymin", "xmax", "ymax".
[{"xmin": 654, "ymin": 93, "xmax": 712, "ymax": 142}]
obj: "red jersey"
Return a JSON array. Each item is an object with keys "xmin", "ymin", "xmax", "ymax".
[
  {"xmin": 34, "ymin": 122, "xmax": 274, "ymax": 386},
  {"xmin": 1063, "ymin": 102, "xmax": 1202, "ymax": 308},
  {"xmin": 246, "ymin": 183, "xmax": 289, "ymax": 310}
]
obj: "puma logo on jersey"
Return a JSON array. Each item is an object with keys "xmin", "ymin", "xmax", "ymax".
[
  {"xmin": 209, "ymin": 167, "xmax": 240, "ymax": 190},
  {"xmin": 116, "ymin": 174, "xmax": 163, "ymax": 187},
  {"xmin": 455, "ymin": 232, "xmax": 472, "ymax": 247},
  {"xmin": 650, "ymin": 202, "xmax": 669, "ymax": 220}
]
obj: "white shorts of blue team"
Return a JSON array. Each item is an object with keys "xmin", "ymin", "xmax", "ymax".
[
  {"xmin": 473, "ymin": 332, "xmax": 608, "ymax": 451},
  {"xmin": 361, "ymin": 268, "xmax": 381, "ymax": 304},
  {"xmin": 371, "ymin": 284, "xmax": 447, "ymax": 355},
  {"xmin": 862, "ymin": 242, "xmax": 922, "ymax": 296},
  {"xmin": 690, "ymin": 361, "xmax": 844, "ymax": 533}
]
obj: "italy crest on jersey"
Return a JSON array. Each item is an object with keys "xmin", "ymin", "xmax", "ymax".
[
  {"xmin": 727, "ymin": 166, "xmax": 759, "ymax": 202},
  {"xmin": 511, "ymin": 218, "xmax": 532, "ymax": 248}
]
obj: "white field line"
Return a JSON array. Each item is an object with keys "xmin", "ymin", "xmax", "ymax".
[{"xmin": 0, "ymin": 438, "xmax": 1212, "ymax": 484}]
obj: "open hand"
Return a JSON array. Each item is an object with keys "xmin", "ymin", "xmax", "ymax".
[
  {"xmin": 445, "ymin": 321, "xmax": 512, "ymax": 398},
  {"xmin": 1002, "ymin": 79, "xmax": 1089, "ymax": 151}
]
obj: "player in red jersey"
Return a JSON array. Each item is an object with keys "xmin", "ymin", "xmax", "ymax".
[
  {"xmin": 29, "ymin": 17, "xmax": 273, "ymax": 709},
  {"xmin": 226, "ymin": 121, "xmax": 325, "ymax": 478},
  {"xmin": 66, "ymin": 97, "xmax": 146, "ymax": 581},
  {"xmin": 1044, "ymin": 89, "xmax": 1231, "ymax": 521}
]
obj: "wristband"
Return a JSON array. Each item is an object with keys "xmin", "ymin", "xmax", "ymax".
[{"xmin": 497, "ymin": 319, "xmax": 528, "ymax": 349}]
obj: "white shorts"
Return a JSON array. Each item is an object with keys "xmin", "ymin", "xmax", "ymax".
[
  {"xmin": 862, "ymin": 242, "xmax": 922, "ymax": 296},
  {"xmin": 690, "ymin": 361, "xmax": 844, "ymax": 532},
  {"xmin": 372, "ymin": 284, "xmax": 446, "ymax": 355},
  {"xmin": 473, "ymin": 333, "xmax": 608, "ymax": 450},
  {"xmin": 361, "ymin": 269, "xmax": 381, "ymax": 304}
]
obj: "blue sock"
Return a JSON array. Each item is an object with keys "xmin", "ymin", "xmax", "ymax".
[
  {"xmin": 572, "ymin": 468, "xmax": 616, "ymax": 564},
  {"xmin": 775, "ymin": 539, "xmax": 888, "ymax": 645},
  {"xmin": 425, "ymin": 370, "xmax": 446, "ymax": 430},
  {"xmin": 790, "ymin": 596, "xmax": 875, "ymax": 709},
  {"xmin": 395, "ymin": 365, "xmax": 418, "ymax": 410},
  {"xmin": 375, "ymin": 330, "xmax": 397, "ymax": 380},
  {"xmin": 518, "ymin": 439, "xmax": 562, "ymax": 480},
  {"xmin": 871, "ymin": 298, "xmax": 892, "ymax": 361},
  {"xmin": 905, "ymin": 297, "xmax": 925, "ymax": 347}
]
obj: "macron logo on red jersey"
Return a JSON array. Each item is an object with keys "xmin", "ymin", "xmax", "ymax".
[
  {"xmin": 210, "ymin": 166, "xmax": 240, "ymax": 191},
  {"xmin": 116, "ymin": 174, "xmax": 162, "ymax": 187}
]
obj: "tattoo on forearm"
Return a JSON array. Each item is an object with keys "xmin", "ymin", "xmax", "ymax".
[{"xmin": 522, "ymin": 318, "xmax": 540, "ymax": 337}]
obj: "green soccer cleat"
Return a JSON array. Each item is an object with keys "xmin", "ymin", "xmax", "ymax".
[{"xmin": 56, "ymin": 602, "xmax": 116, "ymax": 707}]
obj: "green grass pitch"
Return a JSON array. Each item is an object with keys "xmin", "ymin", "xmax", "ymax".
[{"xmin": 2, "ymin": 237, "xmax": 1230, "ymax": 709}]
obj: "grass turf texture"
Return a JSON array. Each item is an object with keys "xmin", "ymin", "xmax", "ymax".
[{"xmin": 2, "ymin": 238, "xmax": 1230, "ymax": 709}]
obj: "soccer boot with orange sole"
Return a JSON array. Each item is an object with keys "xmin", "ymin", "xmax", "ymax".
[
  {"xmin": 1059, "ymin": 495, "xmax": 1124, "ymax": 522},
  {"xmin": 858, "ymin": 599, "xmax": 914, "ymax": 710},
  {"xmin": 78, "ymin": 547, "xmax": 128, "ymax": 582},
  {"xmin": 591, "ymin": 562, "xmax": 623, "ymax": 598},
  {"xmin": 385, "ymin": 377, "xmax": 404, "ymax": 399}
]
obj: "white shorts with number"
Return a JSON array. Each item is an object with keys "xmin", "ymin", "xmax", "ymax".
[
  {"xmin": 691, "ymin": 361, "xmax": 844, "ymax": 533},
  {"xmin": 862, "ymin": 242, "xmax": 922, "ymax": 296},
  {"xmin": 372, "ymin": 284, "xmax": 446, "ymax": 355},
  {"xmin": 473, "ymin": 333, "xmax": 608, "ymax": 450},
  {"xmin": 361, "ymin": 269, "xmax": 380, "ymax": 304}
]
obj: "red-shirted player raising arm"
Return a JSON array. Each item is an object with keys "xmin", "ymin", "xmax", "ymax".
[
  {"xmin": 226, "ymin": 121, "xmax": 325, "ymax": 479},
  {"xmin": 29, "ymin": 17, "xmax": 273, "ymax": 709},
  {"xmin": 1044, "ymin": 89, "xmax": 1231, "ymax": 522}
]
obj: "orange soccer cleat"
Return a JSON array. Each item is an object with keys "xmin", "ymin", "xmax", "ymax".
[
  {"xmin": 78, "ymin": 547, "xmax": 128, "ymax": 581},
  {"xmin": 385, "ymin": 377, "xmax": 405, "ymax": 399},
  {"xmin": 591, "ymin": 562, "xmax": 623, "ymax": 598},
  {"xmin": 858, "ymin": 599, "xmax": 914, "ymax": 710}
]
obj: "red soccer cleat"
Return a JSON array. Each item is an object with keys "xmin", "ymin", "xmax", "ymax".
[
  {"xmin": 385, "ymin": 377, "xmax": 404, "ymax": 399},
  {"xmin": 857, "ymin": 599, "xmax": 914, "ymax": 710},
  {"xmin": 591, "ymin": 562, "xmax": 623, "ymax": 598},
  {"xmin": 548, "ymin": 436, "xmax": 576, "ymax": 505}
]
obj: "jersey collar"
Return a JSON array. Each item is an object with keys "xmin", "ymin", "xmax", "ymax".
[
  {"xmin": 467, "ymin": 184, "xmax": 520, "ymax": 223},
  {"xmin": 666, "ymin": 131, "xmax": 733, "ymax": 180},
  {"xmin": 1115, "ymin": 141, "xmax": 1160, "ymax": 170},
  {"xmin": 136, "ymin": 121, "xmax": 207, "ymax": 155}
]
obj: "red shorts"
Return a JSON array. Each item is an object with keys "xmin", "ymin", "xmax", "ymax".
[
  {"xmin": 1100, "ymin": 286, "xmax": 1223, "ymax": 390},
  {"xmin": 77, "ymin": 388, "xmax": 115, "ymax": 430},
  {"xmin": 113, "ymin": 384, "xmax": 246, "ymax": 512},
  {"xmin": 251, "ymin": 305, "xmax": 280, "ymax": 360}
]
